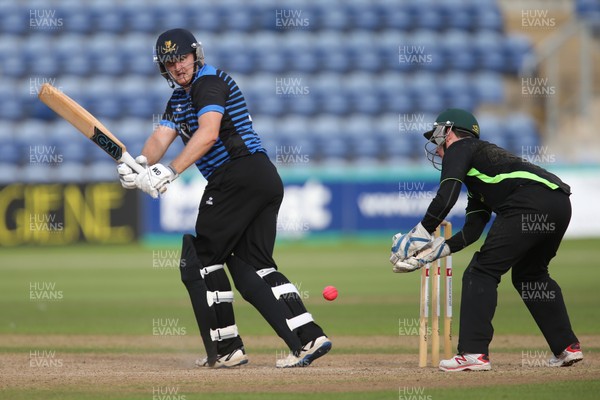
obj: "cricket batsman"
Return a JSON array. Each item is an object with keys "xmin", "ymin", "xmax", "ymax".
[
  {"xmin": 389, "ymin": 108, "xmax": 582, "ymax": 371},
  {"xmin": 117, "ymin": 28, "xmax": 331, "ymax": 368}
]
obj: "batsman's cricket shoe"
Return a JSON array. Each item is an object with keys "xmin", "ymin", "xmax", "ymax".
[
  {"xmin": 276, "ymin": 336, "xmax": 332, "ymax": 368},
  {"xmin": 195, "ymin": 346, "xmax": 248, "ymax": 368},
  {"xmin": 439, "ymin": 353, "xmax": 491, "ymax": 372},
  {"xmin": 549, "ymin": 342, "xmax": 583, "ymax": 367}
]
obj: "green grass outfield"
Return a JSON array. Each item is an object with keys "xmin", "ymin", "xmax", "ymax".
[
  {"xmin": 1, "ymin": 238, "xmax": 599, "ymax": 399},
  {"xmin": 3, "ymin": 380, "xmax": 600, "ymax": 400}
]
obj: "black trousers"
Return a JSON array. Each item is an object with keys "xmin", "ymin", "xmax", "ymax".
[
  {"xmin": 458, "ymin": 185, "xmax": 578, "ymax": 356},
  {"xmin": 193, "ymin": 152, "xmax": 324, "ymax": 353},
  {"xmin": 195, "ymin": 152, "xmax": 282, "ymax": 268}
]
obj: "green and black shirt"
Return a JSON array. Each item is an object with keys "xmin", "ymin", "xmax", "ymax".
[{"xmin": 421, "ymin": 138, "xmax": 570, "ymax": 252}]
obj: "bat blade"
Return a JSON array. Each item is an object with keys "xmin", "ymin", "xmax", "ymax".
[{"xmin": 37, "ymin": 83, "xmax": 144, "ymax": 173}]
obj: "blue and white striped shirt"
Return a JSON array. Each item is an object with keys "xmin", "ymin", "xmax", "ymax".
[{"xmin": 160, "ymin": 64, "xmax": 264, "ymax": 178}]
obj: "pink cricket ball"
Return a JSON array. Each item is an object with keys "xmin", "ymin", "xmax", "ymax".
[{"xmin": 322, "ymin": 285, "xmax": 338, "ymax": 301}]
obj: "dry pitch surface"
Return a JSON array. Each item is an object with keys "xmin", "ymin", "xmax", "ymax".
[{"xmin": 1, "ymin": 334, "xmax": 599, "ymax": 395}]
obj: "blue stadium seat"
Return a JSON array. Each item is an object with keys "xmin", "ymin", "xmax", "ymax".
[
  {"xmin": 348, "ymin": 4, "xmax": 381, "ymax": 31},
  {"xmin": 343, "ymin": 115, "xmax": 375, "ymax": 139},
  {"xmin": 188, "ymin": 7, "xmax": 222, "ymax": 32},
  {"xmin": 20, "ymin": 164, "xmax": 54, "ymax": 183},
  {"xmin": 412, "ymin": 3, "xmax": 443, "ymax": 32},
  {"xmin": 85, "ymin": 161, "xmax": 119, "ymax": 182},
  {"xmin": 4, "ymin": 7, "xmax": 30, "ymax": 35},
  {"xmin": 223, "ymin": 7, "xmax": 258, "ymax": 33},
  {"xmin": 477, "ymin": 114, "xmax": 506, "ymax": 146},
  {"xmin": 0, "ymin": 164, "xmax": 20, "ymax": 183},
  {"xmin": 471, "ymin": 3, "xmax": 504, "ymax": 32},
  {"xmin": 59, "ymin": 6, "xmax": 93, "ymax": 34},
  {"xmin": 417, "ymin": 92, "xmax": 446, "ymax": 114},
  {"xmin": 382, "ymin": 5, "xmax": 413, "ymax": 31},
  {"xmin": 56, "ymin": 141, "xmax": 90, "ymax": 165},
  {"xmin": 443, "ymin": 3, "xmax": 474, "ymax": 32},
  {"xmin": 318, "ymin": 136, "xmax": 350, "ymax": 162},
  {"xmin": 317, "ymin": 6, "xmax": 349, "ymax": 31},
  {"xmin": 0, "ymin": 143, "xmax": 21, "ymax": 165},
  {"xmin": 92, "ymin": 5, "xmax": 125, "ymax": 34},
  {"xmin": 157, "ymin": 8, "xmax": 189, "ymax": 32},
  {"xmin": 351, "ymin": 135, "xmax": 381, "ymax": 161},
  {"xmin": 287, "ymin": 94, "xmax": 319, "ymax": 116},
  {"xmin": 123, "ymin": 6, "xmax": 157, "ymax": 33},
  {"xmin": 441, "ymin": 30, "xmax": 478, "ymax": 71},
  {"xmin": 311, "ymin": 115, "xmax": 343, "ymax": 140},
  {"xmin": 472, "ymin": 31, "xmax": 505, "ymax": 73},
  {"xmin": 54, "ymin": 161, "xmax": 86, "ymax": 182},
  {"xmin": 405, "ymin": 30, "xmax": 444, "ymax": 72},
  {"xmin": 472, "ymin": 72, "xmax": 504, "ymax": 103},
  {"xmin": 382, "ymin": 134, "xmax": 413, "ymax": 160},
  {"xmin": 504, "ymin": 34, "xmax": 533, "ymax": 74}
]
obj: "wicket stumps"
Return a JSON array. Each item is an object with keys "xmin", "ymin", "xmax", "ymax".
[{"xmin": 418, "ymin": 221, "xmax": 452, "ymax": 367}]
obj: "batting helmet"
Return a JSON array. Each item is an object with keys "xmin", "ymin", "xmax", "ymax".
[{"xmin": 154, "ymin": 28, "xmax": 204, "ymax": 87}]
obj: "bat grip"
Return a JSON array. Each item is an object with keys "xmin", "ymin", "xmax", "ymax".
[{"xmin": 119, "ymin": 151, "xmax": 146, "ymax": 174}]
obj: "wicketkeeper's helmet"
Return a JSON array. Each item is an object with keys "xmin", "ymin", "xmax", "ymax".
[{"xmin": 423, "ymin": 108, "xmax": 480, "ymax": 170}]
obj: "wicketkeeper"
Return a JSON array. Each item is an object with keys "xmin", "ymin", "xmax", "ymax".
[
  {"xmin": 117, "ymin": 28, "xmax": 331, "ymax": 368},
  {"xmin": 389, "ymin": 108, "xmax": 582, "ymax": 371}
]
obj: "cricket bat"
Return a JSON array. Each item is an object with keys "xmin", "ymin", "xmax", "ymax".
[{"xmin": 37, "ymin": 83, "xmax": 145, "ymax": 173}]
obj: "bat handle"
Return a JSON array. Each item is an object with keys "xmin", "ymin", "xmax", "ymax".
[{"xmin": 119, "ymin": 151, "xmax": 146, "ymax": 174}]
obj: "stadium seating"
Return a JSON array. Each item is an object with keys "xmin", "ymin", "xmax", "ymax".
[{"xmin": 2, "ymin": 0, "xmax": 543, "ymax": 180}]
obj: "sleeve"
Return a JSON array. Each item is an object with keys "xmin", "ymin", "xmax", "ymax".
[
  {"xmin": 420, "ymin": 140, "xmax": 474, "ymax": 233},
  {"xmin": 159, "ymin": 100, "xmax": 177, "ymax": 130},
  {"xmin": 445, "ymin": 194, "xmax": 492, "ymax": 253},
  {"xmin": 191, "ymin": 76, "xmax": 229, "ymax": 117}
]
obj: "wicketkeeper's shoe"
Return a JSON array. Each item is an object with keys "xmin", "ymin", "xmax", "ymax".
[
  {"xmin": 275, "ymin": 336, "xmax": 332, "ymax": 368},
  {"xmin": 549, "ymin": 342, "xmax": 583, "ymax": 367},
  {"xmin": 195, "ymin": 346, "xmax": 248, "ymax": 368},
  {"xmin": 439, "ymin": 353, "xmax": 491, "ymax": 372}
]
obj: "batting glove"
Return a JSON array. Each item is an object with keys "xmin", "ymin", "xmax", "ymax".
[
  {"xmin": 117, "ymin": 155, "xmax": 147, "ymax": 189},
  {"xmin": 135, "ymin": 163, "xmax": 179, "ymax": 199},
  {"xmin": 414, "ymin": 236, "xmax": 451, "ymax": 264},
  {"xmin": 390, "ymin": 222, "xmax": 432, "ymax": 265}
]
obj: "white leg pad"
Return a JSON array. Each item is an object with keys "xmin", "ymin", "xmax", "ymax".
[
  {"xmin": 206, "ymin": 290, "xmax": 234, "ymax": 307},
  {"xmin": 210, "ymin": 324, "xmax": 239, "ymax": 341},
  {"xmin": 286, "ymin": 312, "xmax": 313, "ymax": 331},
  {"xmin": 271, "ymin": 283, "xmax": 300, "ymax": 300},
  {"xmin": 256, "ymin": 268, "xmax": 276, "ymax": 278},
  {"xmin": 200, "ymin": 264, "xmax": 224, "ymax": 279}
]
